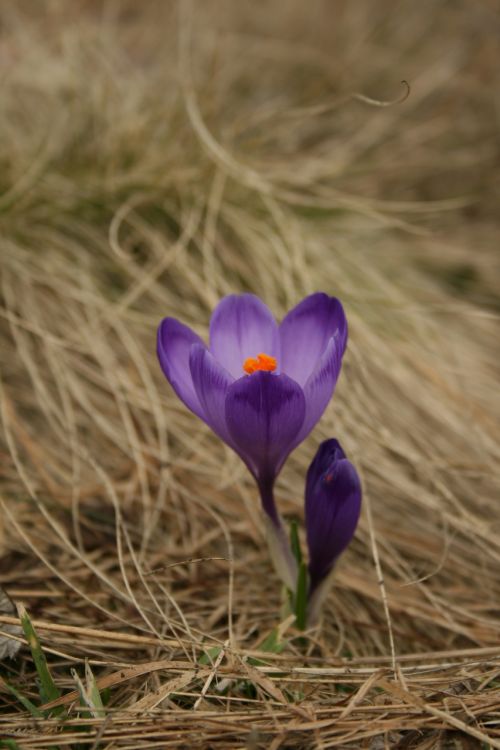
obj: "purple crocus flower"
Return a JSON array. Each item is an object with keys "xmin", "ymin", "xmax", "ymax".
[
  {"xmin": 305, "ymin": 438, "xmax": 361, "ymax": 620},
  {"xmin": 157, "ymin": 293, "xmax": 347, "ymax": 587}
]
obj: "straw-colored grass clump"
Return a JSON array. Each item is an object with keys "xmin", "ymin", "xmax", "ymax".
[{"xmin": 0, "ymin": 1, "xmax": 499, "ymax": 747}]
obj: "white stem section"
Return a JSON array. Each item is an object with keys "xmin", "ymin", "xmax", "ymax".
[
  {"xmin": 263, "ymin": 512, "xmax": 298, "ymax": 593},
  {"xmin": 307, "ymin": 569, "xmax": 336, "ymax": 626}
]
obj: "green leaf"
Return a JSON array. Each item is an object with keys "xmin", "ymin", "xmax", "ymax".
[
  {"xmin": 335, "ymin": 683, "xmax": 356, "ymax": 694},
  {"xmin": 0, "ymin": 676, "xmax": 43, "ymax": 718},
  {"xmin": 198, "ymin": 646, "xmax": 222, "ymax": 665},
  {"xmin": 72, "ymin": 661, "xmax": 105, "ymax": 719},
  {"xmin": 294, "ymin": 562, "xmax": 308, "ymax": 631},
  {"xmin": 289, "ymin": 520, "xmax": 302, "ymax": 565},
  {"xmin": 85, "ymin": 660, "xmax": 105, "ymax": 717},
  {"xmin": 258, "ymin": 627, "xmax": 287, "ymax": 655},
  {"xmin": 17, "ymin": 603, "xmax": 61, "ymax": 708},
  {"xmin": 72, "ymin": 668, "xmax": 90, "ymax": 718}
]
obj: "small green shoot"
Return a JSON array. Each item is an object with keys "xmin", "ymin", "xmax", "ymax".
[
  {"xmin": 0, "ymin": 740, "xmax": 23, "ymax": 750},
  {"xmin": 294, "ymin": 561, "xmax": 308, "ymax": 631},
  {"xmin": 257, "ymin": 627, "xmax": 287, "ymax": 655},
  {"xmin": 17, "ymin": 603, "xmax": 62, "ymax": 714},
  {"xmin": 198, "ymin": 646, "xmax": 223, "ymax": 666},
  {"xmin": 289, "ymin": 519, "xmax": 302, "ymax": 565},
  {"xmin": 335, "ymin": 683, "xmax": 356, "ymax": 694},
  {"xmin": 0, "ymin": 676, "xmax": 43, "ymax": 717},
  {"xmin": 289, "ymin": 520, "xmax": 309, "ymax": 631},
  {"xmin": 248, "ymin": 625, "xmax": 288, "ymax": 667},
  {"xmin": 71, "ymin": 660, "xmax": 105, "ymax": 718}
]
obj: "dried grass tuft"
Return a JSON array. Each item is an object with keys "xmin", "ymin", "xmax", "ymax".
[{"xmin": 0, "ymin": 1, "xmax": 499, "ymax": 748}]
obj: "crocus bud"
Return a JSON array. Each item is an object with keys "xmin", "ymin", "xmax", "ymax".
[{"xmin": 305, "ymin": 439, "xmax": 361, "ymax": 621}]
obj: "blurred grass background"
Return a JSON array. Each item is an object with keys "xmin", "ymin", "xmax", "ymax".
[{"xmin": 0, "ymin": 1, "xmax": 499, "ymax": 747}]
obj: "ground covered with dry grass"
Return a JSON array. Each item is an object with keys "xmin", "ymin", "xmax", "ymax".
[{"xmin": 0, "ymin": 1, "xmax": 499, "ymax": 747}]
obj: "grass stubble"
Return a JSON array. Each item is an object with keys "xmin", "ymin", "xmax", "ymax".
[{"xmin": 0, "ymin": 1, "xmax": 499, "ymax": 747}]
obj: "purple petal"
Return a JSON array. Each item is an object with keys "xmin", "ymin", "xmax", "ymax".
[
  {"xmin": 157, "ymin": 318, "xmax": 206, "ymax": 419},
  {"xmin": 225, "ymin": 372, "xmax": 305, "ymax": 479},
  {"xmin": 305, "ymin": 438, "xmax": 346, "ymax": 501},
  {"xmin": 291, "ymin": 337, "xmax": 342, "ymax": 449},
  {"xmin": 279, "ymin": 293, "xmax": 347, "ymax": 386},
  {"xmin": 189, "ymin": 344, "xmax": 235, "ymax": 446},
  {"xmin": 305, "ymin": 439, "xmax": 362, "ymax": 590},
  {"xmin": 210, "ymin": 294, "xmax": 279, "ymax": 379}
]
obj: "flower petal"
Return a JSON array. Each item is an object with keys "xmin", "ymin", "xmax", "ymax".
[
  {"xmin": 291, "ymin": 336, "xmax": 342, "ymax": 448},
  {"xmin": 279, "ymin": 293, "xmax": 347, "ymax": 386},
  {"xmin": 225, "ymin": 372, "xmax": 305, "ymax": 479},
  {"xmin": 305, "ymin": 439, "xmax": 362, "ymax": 590},
  {"xmin": 157, "ymin": 318, "xmax": 206, "ymax": 418},
  {"xmin": 210, "ymin": 294, "xmax": 279, "ymax": 379},
  {"xmin": 305, "ymin": 439, "xmax": 346, "ymax": 501},
  {"xmin": 189, "ymin": 344, "xmax": 235, "ymax": 446}
]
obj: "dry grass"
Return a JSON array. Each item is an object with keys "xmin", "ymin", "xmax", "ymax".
[{"xmin": 0, "ymin": 1, "xmax": 499, "ymax": 747}]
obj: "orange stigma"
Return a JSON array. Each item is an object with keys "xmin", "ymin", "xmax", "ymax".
[{"xmin": 243, "ymin": 352, "xmax": 277, "ymax": 375}]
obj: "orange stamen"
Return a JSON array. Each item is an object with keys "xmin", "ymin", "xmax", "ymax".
[{"xmin": 243, "ymin": 352, "xmax": 277, "ymax": 375}]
